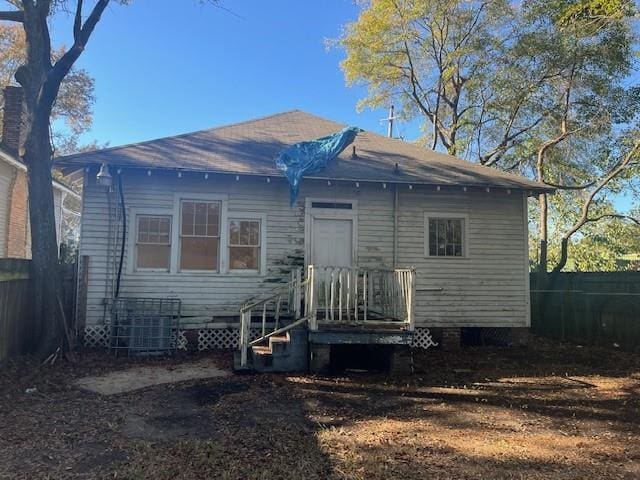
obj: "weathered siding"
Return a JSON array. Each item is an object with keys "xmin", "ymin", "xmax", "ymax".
[
  {"xmin": 79, "ymin": 168, "xmax": 528, "ymax": 329},
  {"xmin": 397, "ymin": 188, "xmax": 529, "ymax": 327},
  {"xmin": 0, "ymin": 161, "xmax": 13, "ymax": 256}
]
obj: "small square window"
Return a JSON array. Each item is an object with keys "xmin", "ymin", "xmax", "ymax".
[{"xmin": 426, "ymin": 216, "xmax": 465, "ymax": 257}]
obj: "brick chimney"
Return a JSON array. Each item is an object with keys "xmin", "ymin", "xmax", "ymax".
[{"xmin": 1, "ymin": 86, "xmax": 26, "ymax": 156}]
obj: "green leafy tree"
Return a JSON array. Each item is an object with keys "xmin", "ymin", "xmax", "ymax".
[{"xmin": 340, "ymin": 0, "xmax": 639, "ymax": 272}]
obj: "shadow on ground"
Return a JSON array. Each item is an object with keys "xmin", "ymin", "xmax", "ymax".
[{"xmin": 1, "ymin": 336, "xmax": 639, "ymax": 479}]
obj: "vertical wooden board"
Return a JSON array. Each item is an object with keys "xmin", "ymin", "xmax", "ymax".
[{"xmin": 75, "ymin": 255, "xmax": 89, "ymax": 333}]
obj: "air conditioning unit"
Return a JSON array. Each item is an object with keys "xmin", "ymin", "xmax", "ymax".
[
  {"xmin": 128, "ymin": 315, "xmax": 173, "ymax": 353},
  {"xmin": 110, "ymin": 297, "xmax": 181, "ymax": 356}
]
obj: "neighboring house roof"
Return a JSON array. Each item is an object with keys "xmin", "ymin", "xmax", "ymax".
[
  {"xmin": 0, "ymin": 146, "xmax": 80, "ymax": 199},
  {"xmin": 55, "ymin": 110, "xmax": 552, "ymax": 193}
]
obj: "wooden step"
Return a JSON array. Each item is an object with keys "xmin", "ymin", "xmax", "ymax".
[
  {"xmin": 252, "ymin": 345, "xmax": 272, "ymax": 355},
  {"xmin": 269, "ymin": 335, "xmax": 289, "ymax": 343}
]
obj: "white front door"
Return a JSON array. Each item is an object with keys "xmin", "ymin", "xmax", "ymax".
[{"xmin": 311, "ymin": 218, "xmax": 353, "ymax": 267}]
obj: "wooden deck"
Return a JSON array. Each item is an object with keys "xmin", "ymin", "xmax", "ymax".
[{"xmin": 238, "ymin": 265, "xmax": 416, "ymax": 368}]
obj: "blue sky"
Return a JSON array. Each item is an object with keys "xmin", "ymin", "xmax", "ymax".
[
  {"xmin": 48, "ymin": 0, "xmax": 635, "ymax": 212},
  {"xmin": 51, "ymin": 0, "xmax": 403, "ymax": 147}
]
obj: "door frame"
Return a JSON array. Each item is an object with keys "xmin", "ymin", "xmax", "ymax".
[{"xmin": 304, "ymin": 197, "xmax": 358, "ymax": 269}]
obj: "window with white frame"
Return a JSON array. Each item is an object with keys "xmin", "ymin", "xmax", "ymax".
[
  {"xmin": 228, "ymin": 218, "xmax": 261, "ymax": 271},
  {"xmin": 136, "ymin": 215, "xmax": 171, "ymax": 269},
  {"xmin": 179, "ymin": 200, "xmax": 220, "ymax": 270},
  {"xmin": 426, "ymin": 216, "xmax": 465, "ymax": 257}
]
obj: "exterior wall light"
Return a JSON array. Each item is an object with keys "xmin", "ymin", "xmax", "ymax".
[{"xmin": 96, "ymin": 162, "xmax": 112, "ymax": 188}]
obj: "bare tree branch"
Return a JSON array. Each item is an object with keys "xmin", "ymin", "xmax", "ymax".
[
  {"xmin": 543, "ymin": 178, "xmax": 598, "ymax": 190},
  {"xmin": 73, "ymin": 0, "xmax": 84, "ymax": 42},
  {"xmin": 586, "ymin": 213, "xmax": 640, "ymax": 226},
  {"xmin": 552, "ymin": 138, "xmax": 640, "ymax": 272},
  {"xmin": 41, "ymin": 0, "xmax": 110, "ymax": 114},
  {"xmin": 0, "ymin": 10, "xmax": 24, "ymax": 22}
]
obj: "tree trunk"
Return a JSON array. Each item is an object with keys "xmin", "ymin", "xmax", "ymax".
[
  {"xmin": 538, "ymin": 192, "xmax": 548, "ymax": 273},
  {"xmin": 23, "ymin": 113, "xmax": 62, "ymax": 358},
  {"xmin": 552, "ymin": 237, "xmax": 569, "ymax": 273}
]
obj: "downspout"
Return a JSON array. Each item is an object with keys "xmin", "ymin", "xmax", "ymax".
[
  {"xmin": 115, "ymin": 173, "xmax": 126, "ymax": 298},
  {"xmin": 103, "ymin": 179, "xmax": 112, "ymax": 320},
  {"xmin": 393, "ymin": 184, "xmax": 398, "ymax": 268}
]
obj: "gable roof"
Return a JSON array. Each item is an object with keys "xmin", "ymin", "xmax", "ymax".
[{"xmin": 55, "ymin": 110, "xmax": 552, "ymax": 193}]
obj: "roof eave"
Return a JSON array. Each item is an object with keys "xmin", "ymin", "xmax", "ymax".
[{"xmin": 64, "ymin": 161, "xmax": 553, "ymax": 195}]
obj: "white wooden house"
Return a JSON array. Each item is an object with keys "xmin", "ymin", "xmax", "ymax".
[{"xmin": 56, "ymin": 110, "xmax": 551, "ymax": 371}]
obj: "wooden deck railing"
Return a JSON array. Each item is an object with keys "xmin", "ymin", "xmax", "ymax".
[
  {"xmin": 238, "ymin": 265, "xmax": 416, "ymax": 368},
  {"xmin": 239, "ymin": 269, "xmax": 308, "ymax": 367},
  {"xmin": 305, "ymin": 265, "xmax": 415, "ymax": 331}
]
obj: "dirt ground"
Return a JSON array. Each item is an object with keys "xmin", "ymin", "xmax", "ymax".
[{"xmin": 1, "ymin": 336, "xmax": 639, "ymax": 480}]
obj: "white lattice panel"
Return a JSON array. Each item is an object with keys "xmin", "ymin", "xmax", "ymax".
[
  {"xmin": 84, "ymin": 325, "xmax": 110, "ymax": 348},
  {"xmin": 177, "ymin": 330, "xmax": 188, "ymax": 351},
  {"xmin": 412, "ymin": 328, "xmax": 439, "ymax": 350},
  {"xmin": 197, "ymin": 327, "xmax": 262, "ymax": 351}
]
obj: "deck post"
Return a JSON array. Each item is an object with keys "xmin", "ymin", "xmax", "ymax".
[
  {"xmin": 363, "ymin": 270, "xmax": 368, "ymax": 322},
  {"xmin": 294, "ymin": 268, "xmax": 302, "ymax": 318},
  {"xmin": 240, "ymin": 310, "xmax": 250, "ymax": 367},
  {"xmin": 309, "ymin": 265, "xmax": 317, "ymax": 330},
  {"xmin": 408, "ymin": 269, "xmax": 416, "ymax": 331},
  {"xmin": 262, "ymin": 303, "xmax": 267, "ymax": 337}
]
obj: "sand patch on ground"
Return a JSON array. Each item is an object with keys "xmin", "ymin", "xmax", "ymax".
[{"xmin": 74, "ymin": 358, "xmax": 229, "ymax": 395}]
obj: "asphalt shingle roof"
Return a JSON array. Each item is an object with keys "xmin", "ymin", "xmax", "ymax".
[{"xmin": 55, "ymin": 110, "xmax": 551, "ymax": 192}]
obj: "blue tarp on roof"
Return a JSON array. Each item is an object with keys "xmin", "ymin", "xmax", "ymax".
[{"xmin": 276, "ymin": 126, "xmax": 362, "ymax": 205}]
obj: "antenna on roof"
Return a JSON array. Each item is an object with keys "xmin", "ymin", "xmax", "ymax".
[{"xmin": 380, "ymin": 105, "xmax": 396, "ymax": 138}]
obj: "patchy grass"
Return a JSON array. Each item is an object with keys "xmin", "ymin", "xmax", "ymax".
[{"xmin": 1, "ymin": 337, "xmax": 639, "ymax": 479}]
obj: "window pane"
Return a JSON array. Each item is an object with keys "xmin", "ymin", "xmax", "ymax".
[
  {"xmin": 138, "ymin": 215, "xmax": 171, "ymax": 244},
  {"xmin": 230, "ymin": 246, "xmax": 259, "ymax": 270},
  {"xmin": 249, "ymin": 221, "xmax": 260, "ymax": 245},
  {"xmin": 427, "ymin": 217, "xmax": 465, "ymax": 257},
  {"xmin": 137, "ymin": 244, "xmax": 170, "ymax": 269},
  {"xmin": 180, "ymin": 237, "xmax": 219, "ymax": 270},
  {"xmin": 428, "ymin": 220, "xmax": 436, "ymax": 255},
  {"xmin": 437, "ymin": 220, "xmax": 447, "ymax": 256},
  {"xmin": 194, "ymin": 222, "xmax": 207, "ymax": 236},
  {"xmin": 148, "ymin": 217, "xmax": 159, "ymax": 243},
  {"xmin": 158, "ymin": 218, "xmax": 171, "ymax": 244},
  {"xmin": 452, "ymin": 220, "xmax": 462, "ymax": 244},
  {"xmin": 137, "ymin": 217, "xmax": 149, "ymax": 243},
  {"xmin": 240, "ymin": 221, "xmax": 250, "ymax": 245},
  {"xmin": 182, "ymin": 201, "xmax": 194, "ymax": 215},
  {"xmin": 159, "ymin": 218, "xmax": 170, "ymax": 235},
  {"xmin": 229, "ymin": 220, "xmax": 240, "ymax": 245},
  {"xmin": 181, "ymin": 201, "xmax": 194, "ymax": 236},
  {"xmin": 207, "ymin": 203, "xmax": 220, "ymax": 236}
]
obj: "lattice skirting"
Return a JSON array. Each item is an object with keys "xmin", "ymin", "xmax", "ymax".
[
  {"xmin": 84, "ymin": 325, "xmax": 438, "ymax": 351},
  {"xmin": 198, "ymin": 327, "xmax": 262, "ymax": 351},
  {"xmin": 84, "ymin": 325, "xmax": 110, "ymax": 348},
  {"xmin": 411, "ymin": 327, "xmax": 438, "ymax": 350},
  {"xmin": 83, "ymin": 325, "xmax": 188, "ymax": 350}
]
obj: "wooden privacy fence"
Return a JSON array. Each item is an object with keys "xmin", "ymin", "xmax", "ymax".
[
  {"xmin": 530, "ymin": 272, "xmax": 640, "ymax": 351},
  {"xmin": 0, "ymin": 258, "xmax": 78, "ymax": 363},
  {"xmin": 0, "ymin": 259, "xmax": 33, "ymax": 363}
]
